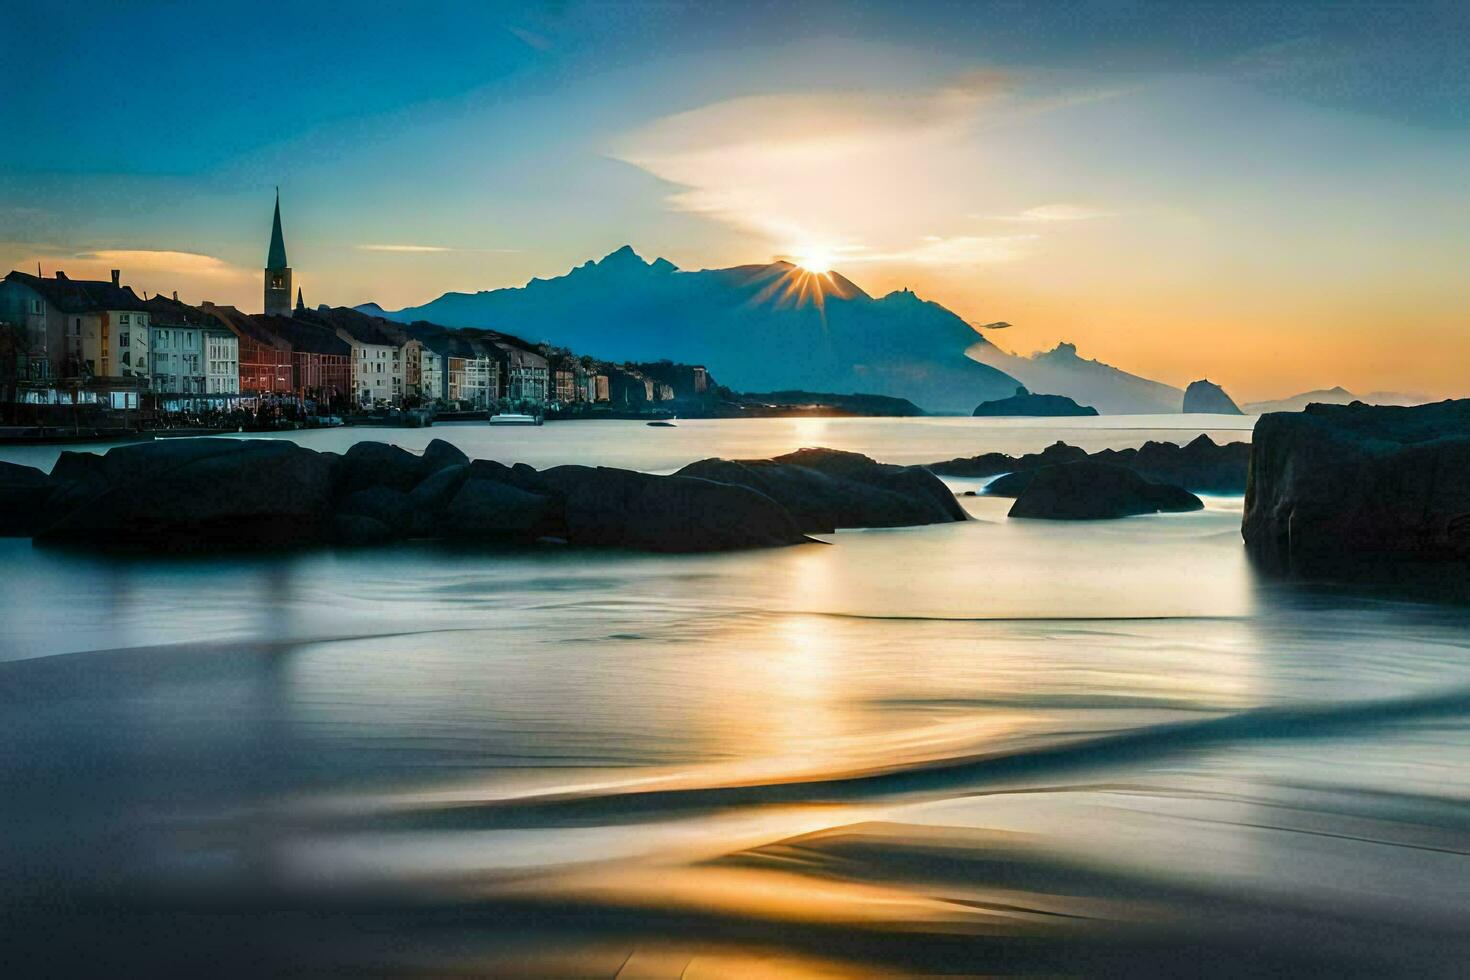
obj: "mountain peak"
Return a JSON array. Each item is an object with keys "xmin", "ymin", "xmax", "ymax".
[{"xmin": 598, "ymin": 244, "xmax": 645, "ymax": 266}]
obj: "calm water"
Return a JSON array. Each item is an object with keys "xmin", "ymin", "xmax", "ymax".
[{"xmin": 3, "ymin": 417, "xmax": 1468, "ymax": 976}]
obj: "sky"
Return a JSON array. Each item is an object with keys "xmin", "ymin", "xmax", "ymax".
[{"xmin": 5, "ymin": 0, "xmax": 1468, "ymax": 401}]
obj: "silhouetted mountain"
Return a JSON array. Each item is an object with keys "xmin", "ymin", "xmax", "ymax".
[
  {"xmin": 359, "ymin": 246, "xmax": 1020, "ymax": 413},
  {"xmin": 972, "ymin": 386, "xmax": 1097, "ymax": 417},
  {"xmin": 1242, "ymin": 387, "xmax": 1430, "ymax": 414},
  {"xmin": 1182, "ymin": 379, "xmax": 1243, "ymax": 414},
  {"xmin": 966, "ymin": 340, "xmax": 1183, "ymax": 414}
]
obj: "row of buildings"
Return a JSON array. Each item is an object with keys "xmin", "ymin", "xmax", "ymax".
[{"xmin": 0, "ymin": 193, "xmax": 709, "ymax": 415}]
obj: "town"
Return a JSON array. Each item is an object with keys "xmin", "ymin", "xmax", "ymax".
[{"xmin": 0, "ymin": 193, "xmax": 713, "ymax": 435}]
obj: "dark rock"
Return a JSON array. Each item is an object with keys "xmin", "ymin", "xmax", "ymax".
[
  {"xmin": 1183, "ymin": 379, "xmax": 1244, "ymax": 415},
  {"xmin": 1243, "ymin": 400, "xmax": 1470, "ymax": 574},
  {"xmin": 338, "ymin": 441, "xmax": 421, "ymax": 495},
  {"xmin": 340, "ymin": 486, "xmax": 414, "ymax": 536},
  {"xmin": 443, "ymin": 478, "xmax": 556, "ymax": 540},
  {"xmin": 38, "ymin": 440, "xmax": 337, "ymax": 547},
  {"xmin": 0, "ymin": 462, "xmax": 55, "ymax": 536},
  {"xmin": 1009, "ymin": 461, "xmax": 1203, "ymax": 520},
  {"xmin": 418, "ymin": 438, "xmax": 469, "ymax": 478},
  {"xmin": 982, "ymin": 469, "xmax": 1037, "ymax": 497},
  {"xmin": 540, "ymin": 465, "xmax": 808, "ymax": 552},
  {"xmin": 331, "ymin": 514, "xmax": 396, "ymax": 547},
  {"xmin": 928, "ymin": 441, "xmax": 1087, "ymax": 478},
  {"xmin": 677, "ymin": 448, "xmax": 964, "ymax": 533},
  {"xmin": 972, "ymin": 386, "xmax": 1098, "ymax": 417},
  {"xmin": 1092, "ymin": 435, "xmax": 1251, "ymax": 493}
]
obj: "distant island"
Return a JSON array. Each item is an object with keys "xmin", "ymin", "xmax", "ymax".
[
  {"xmin": 972, "ymin": 386, "xmax": 1097, "ymax": 417},
  {"xmin": 1182, "ymin": 379, "xmax": 1243, "ymax": 414}
]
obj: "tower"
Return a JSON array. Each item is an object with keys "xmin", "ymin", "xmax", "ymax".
[{"xmin": 264, "ymin": 188, "xmax": 293, "ymax": 317}]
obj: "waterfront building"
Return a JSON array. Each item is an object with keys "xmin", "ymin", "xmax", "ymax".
[
  {"xmin": 419, "ymin": 345, "xmax": 444, "ymax": 404},
  {"xmin": 202, "ymin": 304, "xmax": 294, "ymax": 396},
  {"xmin": 261, "ymin": 314, "xmax": 352, "ymax": 409},
  {"xmin": 495, "ymin": 342, "xmax": 549, "ymax": 405},
  {"xmin": 552, "ymin": 368, "xmax": 577, "ymax": 405},
  {"xmin": 145, "ymin": 295, "xmax": 209, "ymax": 398},
  {"xmin": 0, "ymin": 270, "xmax": 150, "ymax": 408},
  {"xmin": 263, "ymin": 190, "xmax": 293, "ymax": 318},
  {"xmin": 594, "ymin": 374, "xmax": 610, "ymax": 402}
]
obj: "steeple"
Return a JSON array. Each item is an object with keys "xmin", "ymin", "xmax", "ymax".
[
  {"xmin": 267, "ymin": 187, "xmax": 288, "ymax": 269},
  {"xmin": 263, "ymin": 187, "xmax": 294, "ymax": 317},
  {"xmin": 295, "ymin": 286, "xmax": 305, "ymax": 311}
]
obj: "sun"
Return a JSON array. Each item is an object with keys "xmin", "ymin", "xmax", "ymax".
[{"xmin": 791, "ymin": 246, "xmax": 835, "ymax": 274}]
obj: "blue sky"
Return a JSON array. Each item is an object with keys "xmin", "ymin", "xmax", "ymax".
[{"xmin": 5, "ymin": 0, "xmax": 1468, "ymax": 397}]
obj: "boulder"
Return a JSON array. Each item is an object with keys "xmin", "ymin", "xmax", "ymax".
[
  {"xmin": 676, "ymin": 448, "xmax": 965, "ymax": 533},
  {"xmin": 0, "ymin": 462, "xmax": 55, "ymax": 536},
  {"xmin": 972, "ymin": 386, "xmax": 1098, "ymax": 417},
  {"xmin": 1182, "ymin": 379, "xmax": 1244, "ymax": 415},
  {"xmin": 1092, "ymin": 435, "xmax": 1251, "ymax": 493},
  {"xmin": 339, "ymin": 486, "xmax": 414, "ymax": 536},
  {"xmin": 337, "ymin": 441, "xmax": 421, "ymax": 495},
  {"xmin": 331, "ymin": 514, "xmax": 396, "ymax": 547},
  {"xmin": 1243, "ymin": 400, "xmax": 1470, "ymax": 574},
  {"xmin": 443, "ymin": 478, "xmax": 556, "ymax": 540},
  {"xmin": 927, "ymin": 441, "xmax": 1087, "ymax": 478},
  {"xmin": 37, "ymin": 440, "xmax": 338, "ymax": 548},
  {"xmin": 418, "ymin": 438, "xmax": 469, "ymax": 478},
  {"xmin": 540, "ymin": 465, "xmax": 808, "ymax": 552},
  {"xmin": 1008, "ymin": 461, "xmax": 1203, "ymax": 520}
]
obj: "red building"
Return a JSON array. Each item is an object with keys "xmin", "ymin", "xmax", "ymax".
[
  {"xmin": 259, "ymin": 313, "xmax": 353, "ymax": 409},
  {"xmin": 202, "ymin": 304, "xmax": 293, "ymax": 396}
]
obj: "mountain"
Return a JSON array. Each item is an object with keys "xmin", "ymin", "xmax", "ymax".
[
  {"xmin": 966, "ymin": 340, "xmax": 1183, "ymax": 414},
  {"xmin": 1182, "ymin": 379, "xmax": 1243, "ymax": 414},
  {"xmin": 359, "ymin": 246, "xmax": 1020, "ymax": 414},
  {"xmin": 1243, "ymin": 387, "xmax": 1432, "ymax": 414}
]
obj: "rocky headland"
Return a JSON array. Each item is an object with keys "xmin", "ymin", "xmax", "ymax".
[
  {"xmin": 1243, "ymin": 399, "xmax": 1470, "ymax": 574},
  {"xmin": 0, "ymin": 439, "xmax": 966, "ymax": 553}
]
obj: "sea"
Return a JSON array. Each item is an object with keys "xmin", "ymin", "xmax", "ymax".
[{"xmin": 2, "ymin": 416, "xmax": 1467, "ymax": 976}]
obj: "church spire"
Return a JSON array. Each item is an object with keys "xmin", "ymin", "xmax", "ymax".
[
  {"xmin": 267, "ymin": 187, "xmax": 288, "ymax": 269},
  {"xmin": 295, "ymin": 286, "xmax": 305, "ymax": 311}
]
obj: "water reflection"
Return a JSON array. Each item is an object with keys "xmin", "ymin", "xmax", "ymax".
[{"xmin": 3, "ymin": 419, "xmax": 1469, "ymax": 974}]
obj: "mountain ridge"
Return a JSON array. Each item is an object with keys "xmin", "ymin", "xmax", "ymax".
[{"xmin": 357, "ymin": 246, "xmax": 1020, "ymax": 413}]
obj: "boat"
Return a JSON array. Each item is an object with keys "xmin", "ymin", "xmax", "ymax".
[
  {"xmin": 646, "ymin": 420, "xmax": 677, "ymax": 427},
  {"xmin": 488, "ymin": 413, "xmax": 543, "ymax": 426}
]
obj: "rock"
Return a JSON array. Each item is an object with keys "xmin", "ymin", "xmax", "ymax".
[
  {"xmin": 37, "ymin": 440, "xmax": 338, "ymax": 547},
  {"xmin": 982, "ymin": 469, "xmax": 1037, "ymax": 497},
  {"xmin": 1182, "ymin": 379, "xmax": 1244, "ymax": 414},
  {"xmin": 1092, "ymin": 435, "xmax": 1252, "ymax": 493},
  {"xmin": 418, "ymin": 438, "xmax": 469, "ymax": 478},
  {"xmin": 972, "ymin": 386, "xmax": 1098, "ymax": 417},
  {"xmin": 339, "ymin": 486, "xmax": 413, "ymax": 536},
  {"xmin": 331, "ymin": 514, "xmax": 396, "ymax": 547},
  {"xmin": 443, "ymin": 478, "xmax": 556, "ymax": 540},
  {"xmin": 540, "ymin": 465, "xmax": 808, "ymax": 552},
  {"xmin": 929, "ymin": 436, "xmax": 1250, "ymax": 492},
  {"xmin": 1008, "ymin": 461, "xmax": 1203, "ymax": 520},
  {"xmin": 337, "ymin": 441, "xmax": 421, "ymax": 495},
  {"xmin": 928, "ymin": 441, "xmax": 1087, "ymax": 478},
  {"xmin": 1243, "ymin": 400, "xmax": 1470, "ymax": 574},
  {"xmin": 676, "ymin": 447, "xmax": 965, "ymax": 533},
  {"xmin": 0, "ymin": 462, "xmax": 55, "ymax": 536}
]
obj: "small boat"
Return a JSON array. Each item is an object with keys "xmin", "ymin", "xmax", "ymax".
[
  {"xmin": 646, "ymin": 420, "xmax": 677, "ymax": 427},
  {"xmin": 489, "ymin": 413, "xmax": 543, "ymax": 426}
]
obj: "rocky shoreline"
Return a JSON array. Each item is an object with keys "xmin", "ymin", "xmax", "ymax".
[{"xmin": 0, "ymin": 440, "xmax": 966, "ymax": 553}]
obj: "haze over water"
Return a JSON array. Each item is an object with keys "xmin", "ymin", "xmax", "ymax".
[{"xmin": 4, "ymin": 417, "xmax": 1469, "ymax": 976}]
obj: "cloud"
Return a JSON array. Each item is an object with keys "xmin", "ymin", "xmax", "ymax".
[
  {"xmin": 993, "ymin": 204, "xmax": 1116, "ymax": 222},
  {"xmin": 614, "ymin": 72, "xmax": 1119, "ymax": 270},
  {"xmin": 74, "ymin": 249, "xmax": 253, "ymax": 281},
  {"xmin": 355, "ymin": 244, "xmax": 520, "ymax": 254}
]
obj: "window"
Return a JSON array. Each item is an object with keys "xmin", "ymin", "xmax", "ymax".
[
  {"xmin": 31, "ymin": 299, "xmax": 42, "ymax": 314},
  {"xmin": 120, "ymin": 314, "xmax": 130, "ymax": 326}
]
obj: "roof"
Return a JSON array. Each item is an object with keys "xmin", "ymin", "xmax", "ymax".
[
  {"xmin": 200, "ymin": 304, "xmax": 292, "ymax": 350},
  {"xmin": 494, "ymin": 341, "xmax": 548, "ymax": 368},
  {"xmin": 259, "ymin": 316, "xmax": 352, "ymax": 357},
  {"xmin": 302, "ymin": 306, "xmax": 407, "ymax": 347},
  {"xmin": 267, "ymin": 190, "xmax": 288, "ymax": 269},
  {"xmin": 143, "ymin": 294, "xmax": 216, "ymax": 327},
  {"xmin": 4, "ymin": 270, "xmax": 148, "ymax": 314}
]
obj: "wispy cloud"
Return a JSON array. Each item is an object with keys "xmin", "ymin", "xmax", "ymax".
[
  {"xmin": 614, "ymin": 73, "xmax": 1124, "ymax": 270},
  {"xmin": 991, "ymin": 204, "xmax": 1116, "ymax": 222},
  {"xmin": 75, "ymin": 249, "xmax": 253, "ymax": 281},
  {"xmin": 355, "ymin": 244, "xmax": 520, "ymax": 254}
]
